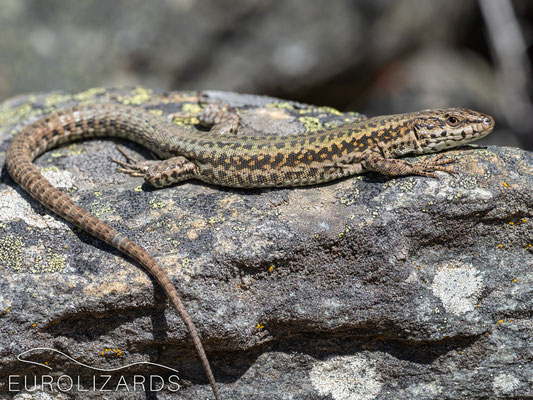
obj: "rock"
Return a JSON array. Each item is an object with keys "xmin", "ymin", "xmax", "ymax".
[{"xmin": 0, "ymin": 88, "xmax": 532, "ymax": 399}]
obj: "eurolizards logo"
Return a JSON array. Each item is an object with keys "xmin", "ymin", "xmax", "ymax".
[{"xmin": 9, "ymin": 347, "xmax": 181, "ymax": 393}]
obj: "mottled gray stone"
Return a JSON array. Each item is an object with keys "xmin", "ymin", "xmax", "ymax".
[{"xmin": 0, "ymin": 89, "xmax": 532, "ymax": 399}]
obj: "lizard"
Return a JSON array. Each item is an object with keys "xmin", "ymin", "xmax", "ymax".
[{"xmin": 5, "ymin": 101, "xmax": 495, "ymax": 400}]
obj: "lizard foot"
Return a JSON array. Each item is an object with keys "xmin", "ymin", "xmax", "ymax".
[
  {"xmin": 111, "ymin": 145, "xmax": 199, "ymax": 187},
  {"xmin": 362, "ymin": 152, "xmax": 457, "ymax": 179},
  {"xmin": 167, "ymin": 102, "xmax": 240, "ymax": 135},
  {"xmin": 411, "ymin": 154, "xmax": 456, "ymax": 179},
  {"xmin": 110, "ymin": 145, "xmax": 158, "ymax": 177}
]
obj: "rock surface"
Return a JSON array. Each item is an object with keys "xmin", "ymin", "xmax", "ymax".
[{"xmin": 0, "ymin": 88, "xmax": 532, "ymax": 399}]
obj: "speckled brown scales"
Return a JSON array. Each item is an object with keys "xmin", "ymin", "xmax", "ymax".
[{"xmin": 6, "ymin": 102, "xmax": 495, "ymax": 400}]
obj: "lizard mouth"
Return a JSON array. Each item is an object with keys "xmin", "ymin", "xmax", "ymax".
[
  {"xmin": 420, "ymin": 112, "xmax": 495, "ymax": 152},
  {"xmin": 448, "ymin": 113, "xmax": 494, "ymax": 145}
]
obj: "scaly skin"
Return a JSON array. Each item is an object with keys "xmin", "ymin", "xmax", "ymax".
[{"xmin": 5, "ymin": 103, "xmax": 495, "ymax": 400}]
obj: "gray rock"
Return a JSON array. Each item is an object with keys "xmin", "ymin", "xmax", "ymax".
[{"xmin": 0, "ymin": 88, "xmax": 532, "ymax": 399}]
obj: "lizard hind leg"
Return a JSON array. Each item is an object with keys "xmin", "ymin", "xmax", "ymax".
[{"xmin": 111, "ymin": 145, "xmax": 199, "ymax": 188}]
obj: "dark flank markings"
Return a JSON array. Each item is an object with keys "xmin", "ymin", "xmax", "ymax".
[
  {"xmin": 271, "ymin": 153, "xmax": 285, "ymax": 168},
  {"xmin": 330, "ymin": 144, "xmax": 343, "ymax": 157},
  {"xmin": 340, "ymin": 140, "xmax": 355, "ymax": 153}
]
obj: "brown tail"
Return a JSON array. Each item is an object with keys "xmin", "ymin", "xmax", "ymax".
[{"xmin": 7, "ymin": 132, "xmax": 220, "ymax": 400}]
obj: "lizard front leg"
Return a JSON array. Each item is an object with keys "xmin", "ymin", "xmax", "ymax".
[
  {"xmin": 362, "ymin": 152, "xmax": 456, "ymax": 178},
  {"xmin": 197, "ymin": 103, "xmax": 240, "ymax": 135},
  {"xmin": 112, "ymin": 146, "xmax": 199, "ymax": 188}
]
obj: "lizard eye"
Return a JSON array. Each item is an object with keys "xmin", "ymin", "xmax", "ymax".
[{"xmin": 446, "ymin": 116, "xmax": 459, "ymax": 126}]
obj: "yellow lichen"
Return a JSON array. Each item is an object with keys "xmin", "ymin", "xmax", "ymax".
[
  {"xmin": 208, "ymin": 215, "xmax": 225, "ymax": 224},
  {"xmin": 40, "ymin": 166, "xmax": 60, "ymax": 173},
  {"xmin": 149, "ymin": 198, "xmax": 167, "ymax": 209},
  {"xmin": 73, "ymin": 87, "xmax": 106, "ymax": 102},
  {"xmin": 264, "ymin": 102, "xmax": 295, "ymax": 110},
  {"xmin": 44, "ymin": 250, "xmax": 66, "ymax": 273},
  {"xmin": 43, "ymin": 93, "xmax": 72, "ymax": 109},
  {"xmin": 117, "ymin": 87, "xmax": 153, "ymax": 105},
  {"xmin": 0, "ymin": 235, "xmax": 25, "ymax": 270},
  {"xmin": 298, "ymin": 116, "xmax": 323, "ymax": 132},
  {"xmin": 149, "ymin": 109, "xmax": 163, "ymax": 116},
  {"xmin": 101, "ymin": 348, "xmax": 123, "ymax": 357},
  {"xmin": 182, "ymin": 103, "xmax": 203, "ymax": 115},
  {"xmin": 317, "ymin": 105, "xmax": 343, "ymax": 115},
  {"xmin": 0, "ymin": 103, "xmax": 36, "ymax": 127},
  {"xmin": 90, "ymin": 201, "xmax": 115, "ymax": 218},
  {"xmin": 170, "ymin": 103, "xmax": 204, "ymax": 126}
]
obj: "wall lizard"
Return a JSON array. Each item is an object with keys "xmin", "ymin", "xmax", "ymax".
[{"xmin": 5, "ymin": 102, "xmax": 494, "ymax": 399}]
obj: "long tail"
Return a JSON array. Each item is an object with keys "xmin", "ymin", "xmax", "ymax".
[{"xmin": 6, "ymin": 105, "xmax": 220, "ymax": 400}]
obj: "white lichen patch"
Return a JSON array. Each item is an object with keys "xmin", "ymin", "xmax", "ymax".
[
  {"xmin": 310, "ymin": 355, "xmax": 382, "ymax": 400},
  {"xmin": 0, "ymin": 189, "xmax": 66, "ymax": 229},
  {"xmin": 492, "ymin": 373, "xmax": 521, "ymax": 395},
  {"xmin": 431, "ymin": 262, "xmax": 483, "ymax": 315},
  {"xmin": 42, "ymin": 169, "xmax": 75, "ymax": 189}
]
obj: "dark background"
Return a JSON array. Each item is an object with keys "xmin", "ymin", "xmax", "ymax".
[{"xmin": 0, "ymin": 0, "xmax": 532, "ymax": 149}]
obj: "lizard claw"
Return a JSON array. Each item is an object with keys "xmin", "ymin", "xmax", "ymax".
[
  {"xmin": 110, "ymin": 145, "xmax": 154, "ymax": 177},
  {"xmin": 115, "ymin": 144, "xmax": 139, "ymax": 163}
]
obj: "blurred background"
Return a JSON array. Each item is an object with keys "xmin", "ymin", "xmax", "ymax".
[{"xmin": 0, "ymin": 0, "xmax": 531, "ymax": 149}]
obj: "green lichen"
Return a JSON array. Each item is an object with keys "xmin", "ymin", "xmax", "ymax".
[
  {"xmin": 382, "ymin": 177, "xmax": 416, "ymax": 192},
  {"xmin": 264, "ymin": 102, "xmax": 295, "ymax": 110},
  {"xmin": 182, "ymin": 103, "xmax": 203, "ymax": 115},
  {"xmin": 339, "ymin": 189, "xmax": 360, "ymax": 206},
  {"xmin": 149, "ymin": 198, "xmax": 167, "ymax": 209},
  {"xmin": 0, "ymin": 103, "xmax": 37, "ymax": 127},
  {"xmin": 117, "ymin": 87, "xmax": 152, "ymax": 105},
  {"xmin": 149, "ymin": 109, "xmax": 163, "ymax": 116},
  {"xmin": 44, "ymin": 93, "xmax": 73, "ymax": 109},
  {"xmin": 208, "ymin": 215, "xmax": 226, "ymax": 224},
  {"xmin": 72, "ymin": 87, "xmax": 106, "ymax": 102},
  {"xmin": 298, "ymin": 116, "xmax": 323, "ymax": 132},
  {"xmin": 44, "ymin": 250, "xmax": 66, "ymax": 272},
  {"xmin": 338, "ymin": 225, "xmax": 352, "ymax": 238},
  {"xmin": 0, "ymin": 235, "xmax": 25, "ymax": 270},
  {"xmin": 457, "ymin": 175, "xmax": 479, "ymax": 190},
  {"xmin": 90, "ymin": 201, "xmax": 115, "ymax": 218},
  {"xmin": 345, "ymin": 111, "xmax": 366, "ymax": 121},
  {"xmin": 312, "ymin": 105, "xmax": 343, "ymax": 116},
  {"xmin": 133, "ymin": 185, "xmax": 143, "ymax": 192},
  {"xmin": 171, "ymin": 103, "xmax": 204, "ymax": 126},
  {"xmin": 25, "ymin": 249, "xmax": 67, "ymax": 273},
  {"xmin": 40, "ymin": 166, "xmax": 60, "ymax": 174}
]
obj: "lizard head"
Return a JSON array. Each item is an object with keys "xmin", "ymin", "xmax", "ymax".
[{"xmin": 411, "ymin": 107, "xmax": 494, "ymax": 153}]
